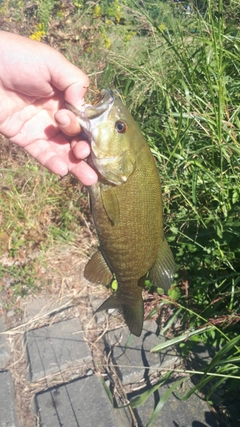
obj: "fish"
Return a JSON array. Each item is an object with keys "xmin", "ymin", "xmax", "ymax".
[{"xmin": 69, "ymin": 89, "xmax": 175, "ymax": 336}]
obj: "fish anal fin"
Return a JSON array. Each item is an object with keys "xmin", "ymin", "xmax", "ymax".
[
  {"xmin": 101, "ymin": 187, "xmax": 120, "ymax": 225},
  {"xmin": 96, "ymin": 290, "xmax": 144, "ymax": 337},
  {"xmin": 149, "ymin": 238, "xmax": 175, "ymax": 292},
  {"xmin": 84, "ymin": 250, "xmax": 113, "ymax": 286}
]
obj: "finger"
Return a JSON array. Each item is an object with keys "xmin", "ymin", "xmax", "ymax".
[
  {"xmin": 10, "ymin": 109, "xmax": 58, "ymax": 146},
  {"xmin": 24, "ymin": 133, "xmax": 97, "ymax": 185},
  {"xmin": 64, "ymin": 82, "xmax": 89, "ymax": 109},
  {"xmin": 0, "ymin": 33, "xmax": 90, "ymax": 99},
  {"xmin": 67, "ymin": 142, "xmax": 97, "ymax": 185},
  {"xmin": 70, "ymin": 160, "xmax": 98, "ymax": 186},
  {"xmin": 55, "ymin": 109, "xmax": 81, "ymax": 136},
  {"xmin": 22, "ymin": 134, "xmax": 70, "ymax": 175},
  {"xmin": 44, "ymin": 154, "xmax": 69, "ymax": 176},
  {"xmin": 46, "ymin": 51, "xmax": 90, "ymax": 106},
  {"xmin": 71, "ymin": 139, "xmax": 91, "ymax": 159}
]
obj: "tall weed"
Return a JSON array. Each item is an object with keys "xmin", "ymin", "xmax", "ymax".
[{"xmin": 95, "ymin": 0, "xmax": 240, "ymax": 422}]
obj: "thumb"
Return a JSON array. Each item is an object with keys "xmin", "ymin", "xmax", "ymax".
[{"xmin": 46, "ymin": 50, "xmax": 89, "ymax": 107}]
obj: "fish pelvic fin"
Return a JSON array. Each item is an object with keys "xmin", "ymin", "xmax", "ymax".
[
  {"xmin": 96, "ymin": 288, "xmax": 144, "ymax": 337},
  {"xmin": 84, "ymin": 250, "xmax": 113, "ymax": 286},
  {"xmin": 148, "ymin": 237, "xmax": 175, "ymax": 292}
]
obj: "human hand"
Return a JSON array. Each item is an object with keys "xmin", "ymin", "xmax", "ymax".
[{"xmin": 0, "ymin": 31, "xmax": 98, "ymax": 185}]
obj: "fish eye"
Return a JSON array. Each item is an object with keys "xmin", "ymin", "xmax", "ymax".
[{"xmin": 115, "ymin": 120, "xmax": 127, "ymax": 133}]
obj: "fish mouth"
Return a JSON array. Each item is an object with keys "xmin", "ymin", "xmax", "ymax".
[
  {"xmin": 67, "ymin": 89, "xmax": 115, "ymax": 131},
  {"xmin": 67, "ymin": 90, "xmax": 118, "ymax": 178},
  {"xmin": 84, "ymin": 89, "xmax": 115, "ymax": 120}
]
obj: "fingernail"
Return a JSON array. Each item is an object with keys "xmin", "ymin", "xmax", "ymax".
[
  {"xmin": 65, "ymin": 82, "xmax": 87, "ymax": 108},
  {"xmin": 56, "ymin": 115, "xmax": 70, "ymax": 127}
]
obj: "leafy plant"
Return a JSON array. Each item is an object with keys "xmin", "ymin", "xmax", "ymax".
[{"xmin": 36, "ymin": 0, "xmax": 55, "ymax": 31}]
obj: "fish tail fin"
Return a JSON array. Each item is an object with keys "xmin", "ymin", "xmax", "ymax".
[
  {"xmin": 122, "ymin": 300, "xmax": 144, "ymax": 337},
  {"xmin": 96, "ymin": 288, "xmax": 144, "ymax": 337}
]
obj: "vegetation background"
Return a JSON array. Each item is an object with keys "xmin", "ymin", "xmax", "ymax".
[{"xmin": 0, "ymin": 0, "xmax": 239, "ymax": 425}]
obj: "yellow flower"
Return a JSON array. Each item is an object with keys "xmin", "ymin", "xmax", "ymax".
[
  {"xmin": 74, "ymin": 1, "xmax": 82, "ymax": 8},
  {"xmin": 29, "ymin": 24, "xmax": 46, "ymax": 42},
  {"xmin": 105, "ymin": 19, "xmax": 113, "ymax": 26},
  {"xmin": 93, "ymin": 4, "xmax": 101, "ymax": 18},
  {"xmin": 158, "ymin": 23, "xmax": 166, "ymax": 32},
  {"xmin": 113, "ymin": 0, "xmax": 122, "ymax": 22},
  {"xmin": 124, "ymin": 31, "xmax": 136, "ymax": 42},
  {"xmin": 104, "ymin": 37, "xmax": 111, "ymax": 49},
  {"xmin": 29, "ymin": 31, "xmax": 45, "ymax": 41}
]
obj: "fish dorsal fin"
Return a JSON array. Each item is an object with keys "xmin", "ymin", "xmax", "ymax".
[
  {"xmin": 95, "ymin": 289, "xmax": 144, "ymax": 337},
  {"xmin": 84, "ymin": 250, "xmax": 113, "ymax": 285},
  {"xmin": 101, "ymin": 187, "xmax": 120, "ymax": 225},
  {"xmin": 148, "ymin": 238, "xmax": 175, "ymax": 292}
]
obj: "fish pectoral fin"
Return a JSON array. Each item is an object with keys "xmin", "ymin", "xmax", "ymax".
[
  {"xmin": 96, "ymin": 291, "xmax": 144, "ymax": 337},
  {"xmin": 148, "ymin": 238, "xmax": 175, "ymax": 292},
  {"xmin": 101, "ymin": 187, "xmax": 120, "ymax": 225},
  {"xmin": 84, "ymin": 250, "xmax": 113, "ymax": 285}
]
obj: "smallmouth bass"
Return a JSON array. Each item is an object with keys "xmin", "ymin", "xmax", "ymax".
[{"xmin": 69, "ymin": 90, "xmax": 175, "ymax": 336}]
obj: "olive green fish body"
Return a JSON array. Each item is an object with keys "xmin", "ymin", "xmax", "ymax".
[
  {"xmin": 88, "ymin": 146, "xmax": 164, "ymax": 336},
  {"xmin": 90, "ymin": 142, "xmax": 162, "ymax": 281},
  {"xmin": 70, "ymin": 90, "xmax": 175, "ymax": 336}
]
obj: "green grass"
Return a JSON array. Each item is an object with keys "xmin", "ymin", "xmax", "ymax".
[
  {"xmin": 0, "ymin": 0, "xmax": 240, "ymax": 424},
  {"xmin": 89, "ymin": 1, "xmax": 240, "ymax": 423},
  {"xmin": 0, "ymin": 139, "xmax": 90, "ymax": 301}
]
